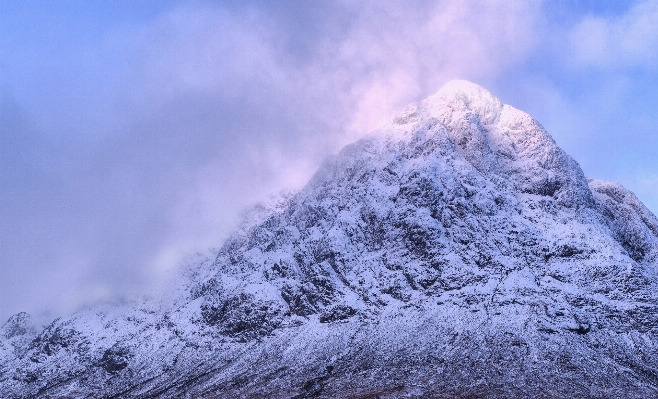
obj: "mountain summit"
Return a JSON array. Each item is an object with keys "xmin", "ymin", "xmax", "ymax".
[{"xmin": 2, "ymin": 80, "xmax": 657, "ymax": 398}]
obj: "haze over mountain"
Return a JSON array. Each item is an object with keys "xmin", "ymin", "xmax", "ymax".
[{"xmin": 1, "ymin": 81, "xmax": 657, "ymax": 398}]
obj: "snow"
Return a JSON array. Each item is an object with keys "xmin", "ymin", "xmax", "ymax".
[{"xmin": 2, "ymin": 80, "xmax": 657, "ymax": 398}]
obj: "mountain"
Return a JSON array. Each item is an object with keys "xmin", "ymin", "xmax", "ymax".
[{"xmin": 2, "ymin": 80, "xmax": 657, "ymax": 398}]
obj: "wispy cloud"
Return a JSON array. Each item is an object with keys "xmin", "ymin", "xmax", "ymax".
[{"xmin": 570, "ymin": 0, "xmax": 658, "ymax": 69}]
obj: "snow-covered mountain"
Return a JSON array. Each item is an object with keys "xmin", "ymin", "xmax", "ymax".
[{"xmin": 2, "ymin": 80, "xmax": 657, "ymax": 398}]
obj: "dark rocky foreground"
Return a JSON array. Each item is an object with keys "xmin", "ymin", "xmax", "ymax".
[{"xmin": 2, "ymin": 81, "xmax": 657, "ymax": 398}]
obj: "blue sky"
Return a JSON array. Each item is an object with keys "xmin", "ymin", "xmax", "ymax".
[{"xmin": 1, "ymin": 0, "xmax": 657, "ymax": 321}]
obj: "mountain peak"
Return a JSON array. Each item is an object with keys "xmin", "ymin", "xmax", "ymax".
[
  {"xmin": 390, "ymin": 79, "xmax": 504, "ymax": 128},
  {"xmin": 426, "ymin": 79, "xmax": 503, "ymax": 125},
  {"xmin": 382, "ymin": 79, "xmax": 593, "ymax": 209}
]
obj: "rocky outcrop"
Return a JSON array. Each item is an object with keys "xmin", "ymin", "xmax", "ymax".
[{"xmin": 1, "ymin": 80, "xmax": 657, "ymax": 398}]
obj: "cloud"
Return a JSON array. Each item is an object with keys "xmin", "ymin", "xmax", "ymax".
[
  {"xmin": 570, "ymin": 0, "xmax": 658, "ymax": 69},
  {"xmin": 116, "ymin": 0, "xmax": 544, "ymax": 283},
  {"xmin": 303, "ymin": 0, "xmax": 541, "ymax": 135},
  {"xmin": 124, "ymin": 1, "xmax": 542, "ymax": 138}
]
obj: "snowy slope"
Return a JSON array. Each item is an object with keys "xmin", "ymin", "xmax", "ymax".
[{"xmin": 2, "ymin": 80, "xmax": 657, "ymax": 398}]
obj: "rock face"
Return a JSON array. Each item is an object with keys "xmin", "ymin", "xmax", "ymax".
[{"xmin": 2, "ymin": 80, "xmax": 657, "ymax": 398}]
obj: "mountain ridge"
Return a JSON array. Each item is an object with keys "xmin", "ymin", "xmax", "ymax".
[{"xmin": 2, "ymin": 80, "xmax": 657, "ymax": 398}]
